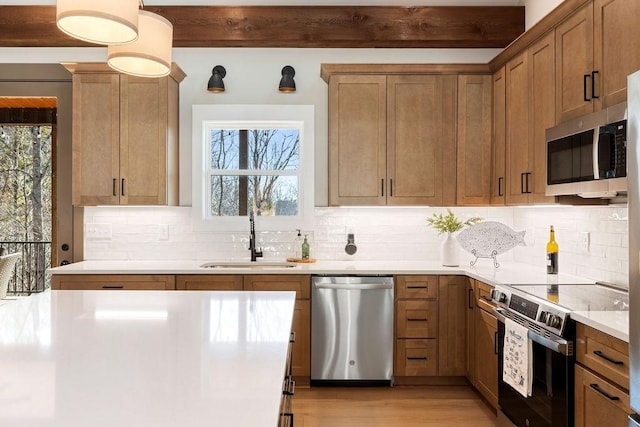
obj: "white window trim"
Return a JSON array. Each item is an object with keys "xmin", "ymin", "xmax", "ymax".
[{"xmin": 192, "ymin": 104, "xmax": 315, "ymax": 231}]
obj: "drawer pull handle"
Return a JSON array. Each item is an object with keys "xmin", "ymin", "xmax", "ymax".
[
  {"xmin": 589, "ymin": 383, "xmax": 620, "ymax": 401},
  {"xmin": 101, "ymin": 285, "xmax": 124, "ymax": 289},
  {"xmin": 407, "ymin": 285, "xmax": 428, "ymax": 289},
  {"xmin": 481, "ymin": 295, "xmax": 493, "ymax": 302},
  {"xmin": 593, "ymin": 350, "xmax": 624, "ymax": 366},
  {"xmin": 407, "ymin": 318, "xmax": 427, "ymax": 322},
  {"xmin": 407, "ymin": 357, "xmax": 428, "ymax": 360}
]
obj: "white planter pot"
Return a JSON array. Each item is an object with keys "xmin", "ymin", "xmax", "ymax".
[{"xmin": 441, "ymin": 233, "xmax": 460, "ymax": 267}]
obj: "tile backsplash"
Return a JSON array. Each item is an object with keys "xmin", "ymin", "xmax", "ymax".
[{"xmin": 83, "ymin": 204, "xmax": 629, "ymax": 287}]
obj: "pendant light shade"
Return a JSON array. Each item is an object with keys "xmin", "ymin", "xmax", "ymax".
[
  {"xmin": 107, "ymin": 10, "xmax": 173, "ymax": 78},
  {"xmin": 56, "ymin": 0, "xmax": 139, "ymax": 45}
]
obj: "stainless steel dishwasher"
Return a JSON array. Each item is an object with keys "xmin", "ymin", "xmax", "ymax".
[{"xmin": 311, "ymin": 275, "xmax": 394, "ymax": 385}]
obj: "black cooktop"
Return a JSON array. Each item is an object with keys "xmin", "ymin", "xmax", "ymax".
[{"xmin": 510, "ymin": 283, "xmax": 628, "ymax": 312}]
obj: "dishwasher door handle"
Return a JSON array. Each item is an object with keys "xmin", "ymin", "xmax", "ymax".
[{"xmin": 314, "ymin": 283, "xmax": 393, "ymax": 290}]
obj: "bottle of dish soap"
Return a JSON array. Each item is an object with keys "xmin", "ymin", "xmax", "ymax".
[{"xmin": 301, "ymin": 235, "xmax": 310, "ymax": 260}]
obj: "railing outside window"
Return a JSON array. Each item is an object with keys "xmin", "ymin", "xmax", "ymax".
[{"xmin": 0, "ymin": 241, "xmax": 51, "ymax": 295}]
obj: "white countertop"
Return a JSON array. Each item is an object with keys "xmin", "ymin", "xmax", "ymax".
[
  {"xmin": 0, "ymin": 289, "xmax": 296, "ymax": 427},
  {"xmin": 47, "ymin": 259, "xmax": 596, "ymax": 285},
  {"xmin": 46, "ymin": 259, "xmax": 628, "ymax": 341},
  {"xmin": 571, "ymin": 310, "xmax": 629, "ymax": 342}
]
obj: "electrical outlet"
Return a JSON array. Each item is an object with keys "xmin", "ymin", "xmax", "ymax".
[
  {"xmin": 580, "ymin": 231, "xmax": 590, "ymax": 252},
  {"xmin": 158, "ymin": 224, "xmax": 169, "ymax": 241},
  {"xmin": 85, "ymin": 223, "xmax": 111, "ymax": 239}
]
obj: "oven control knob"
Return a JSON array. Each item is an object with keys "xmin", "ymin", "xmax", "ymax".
[
  {"xmin": 546, "ymin": 314, "xmax": 562, "ymax": 328},
  {"xmin": 491, "ymin": 290, "xmax": 507, "ymax": 303},
  {"xmin": 538, "ymin": 311, "xmax": 549, "ymax": 323}
]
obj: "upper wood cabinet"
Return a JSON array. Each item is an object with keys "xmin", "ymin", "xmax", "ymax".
[
  {"xmin": 64, "ymin": 62, "xmax": 185, "ymax": 206},
  {"xmin": 328, "ymin": 73, "xmax": 457, "ymax": 206},
  {"xmin": 456, "ymin": 75, "xmax": 492, "ymax": 205},
  {"xmin": 556, "ymin": 0, "xmax": 640, "ymax": 123},
  {"xmin": 491, "ymin": 67, "xmax": 507, "ymax": 205},
  {"xmin": 504, "ymin": 32, "xmax": 556, "ymax": 205},
  {"xmin": 328, "ymin": 74, "xmax": 387, "ymax": 206},
  {"xmin": 324, "ymin": 64, "xmax": 496, "ymax": 207}
]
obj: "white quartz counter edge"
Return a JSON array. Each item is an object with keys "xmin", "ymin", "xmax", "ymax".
[
  {"xmin": 48, "ymin": 260, "xmax": 596, "ymax": 286},
  {"xmin": 48, "ymin": 260, "xmax": 628, "ymax": 342},
  {"xmin": 570, "ymin": 310, "xmax": 629, "ymax": 342}
]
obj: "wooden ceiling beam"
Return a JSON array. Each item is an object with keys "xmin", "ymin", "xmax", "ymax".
[{"xmin": 0, "ymin": 5, "xmax": 524, "ymax": 48}]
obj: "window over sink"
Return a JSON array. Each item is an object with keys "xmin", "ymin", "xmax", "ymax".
[{"xmin": 192, "ymin": 105, "xmax": 314, "ymax": 231}]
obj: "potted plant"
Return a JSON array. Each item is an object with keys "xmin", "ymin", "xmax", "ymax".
[{"xmin": 427, "ymin": 209, "xmax": 482, "ymax": 266}]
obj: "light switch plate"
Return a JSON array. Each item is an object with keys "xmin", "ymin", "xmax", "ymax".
[
  {"xmin": 158, "ymin": 224, "xmax": 169, "ymax": 241},
  {"xmin": 85, "ymin": 223, "xmax": 111, "ymax": 239},
  {"xmin": 580, "ymin": 231, "xmax": 590, "ymax": 252}
]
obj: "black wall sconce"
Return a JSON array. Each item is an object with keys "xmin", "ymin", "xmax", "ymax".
[
  {"xmin": 279, "ymin": 66, "xmax": 296, "ymax": 92},
  {"xmin": 207, "ymin": 65, "xmax": 226, "ymax": 92}
]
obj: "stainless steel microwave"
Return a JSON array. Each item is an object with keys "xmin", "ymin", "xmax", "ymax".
[{"xmin": 545, "ymin": 102, "xmax": 627, "ymax": 198}]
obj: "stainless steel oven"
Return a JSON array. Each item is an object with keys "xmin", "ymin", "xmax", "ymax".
[{"xmin": 491, "ymin": 285, "xmax": 575, "ymax": 427}]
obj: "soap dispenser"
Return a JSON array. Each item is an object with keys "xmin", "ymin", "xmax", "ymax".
[{"xmin": 293, "ymin": 229, "xmax": 302, "ymax": 259}]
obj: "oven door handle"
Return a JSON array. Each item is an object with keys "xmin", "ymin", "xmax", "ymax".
[{"xmin": 493, "ymin": 307, "xmax": 572, "ymax": 356}]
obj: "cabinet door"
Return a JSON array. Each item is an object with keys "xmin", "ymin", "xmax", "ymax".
[
  {"xmin": 555, "ymin": 2, "xmax": 594, "ymax": 123},
  {"xmin": 120, "ymin": 75, "xmax": 169, "ymax": 205},
  {"xmin": 529, "ymin": 32, "xmax": 557, "ymax": 204},
  {"xmin": 175, "ymin": 275, "xmax": 243, "ymax": 291},
  {"xmin": 505, "ymin": 52, "xmax": 531, "ymax": 205},
  {"xmin": 491, "ymin": 67, "xmax": 507, "ymax": 205},
  {"xmin": 437, "ymin": 276, "xmax": 467, "ymax": 376},
  {"xmin": 594, "ymin": 0, "xmax": 640, "ymax": 109},
  {"xmin": 574, "ymin": 364, "xmax": 631, "ymax": 427},
  {"xmin": 387, "ymin": 75, "xmax": 456, "ymax": 206},
  {"xmin": 244, "ymin": 275, "xmax": 311, "ymax": 378},
  {"xmin": 71, "ymin": 73, "xmax": 120, "ymax": 206},
  {"xmin": 466, "ymin": 279, "xmax": 476, "ymax": 384},
  {"xmin": 456, "ymin": 75, "xmax": 492, "ymax": 206},
  {"xmin": 328, "ymin": 74, "xmax": 387, "ymax": 206},
  {"xmin": 475, "ymin": 307, "xmax": 498, "ymax": 409},
  {"xmin": 50, "ymin": 274, "xmax": 176, "ymax": 290}
]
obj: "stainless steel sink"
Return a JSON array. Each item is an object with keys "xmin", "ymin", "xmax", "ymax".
[{"xmin": 200, "ymin": 261, "xmax": 298, "ymax": 269}]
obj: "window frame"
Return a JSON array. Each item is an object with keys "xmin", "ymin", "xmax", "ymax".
[{"xmin": 192, "ymin": 104, "xmax": 314, "ymax": 231}]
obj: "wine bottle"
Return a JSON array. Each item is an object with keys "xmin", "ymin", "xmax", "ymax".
[
  {"xmin": 302, "ymin": 235, "xmax": 310, "ymax": 260},
  {"xmin": 546, "ymin": 225, "xmax": 558, "ymax": 274}
]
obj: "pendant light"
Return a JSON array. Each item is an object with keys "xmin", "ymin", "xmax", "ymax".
[
  {"xmin": 107, "ymin": 10, "xmax": 173, "ymax": 78},
  {"xmin": 56, "ymin": 0, "xmax": 139, "ymax": 45}
]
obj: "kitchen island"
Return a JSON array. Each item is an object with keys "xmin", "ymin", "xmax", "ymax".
[{"xmin": 0, "ymin": 289, "xmax": 295, "ymax": 426}]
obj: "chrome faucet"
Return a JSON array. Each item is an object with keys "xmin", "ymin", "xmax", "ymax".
[{"xmin": 249, "ymin": 211, "xmax": 263, "ymax": 262}]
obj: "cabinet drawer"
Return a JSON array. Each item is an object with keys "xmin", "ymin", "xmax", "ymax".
[
  {"xmin": 574, "ymin": 364, "xmax": 631, "ymax": 427},
  {"xmin": 50, "ymin": 274, "xmax": 176, "ymax": 290},
  {"xmin": 396, "ymin": 275, "xmax": 437, "ymax": 299},
  {"xmin": 395, "ymin": 339, "xmax": 437, "ymax": 376},
  {"xmin": 576, "ymin": 323, "xmax": 629, "ymax": 390},
  {"xmin": 475, "ymin": 281, "xmax": 496, "ymax": 313},
  {"xmin": 176, "ymin": 275, "xmax": 243, "ymax": 291},
  {"xmin": 244, "ymin": 275, "xmax": 311, "ymax": 299},
  {"xmin": 396, "ymin": 300, "xmax": 437, "ymax": 338}
]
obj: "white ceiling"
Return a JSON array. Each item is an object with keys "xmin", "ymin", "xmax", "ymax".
[{"xmin": 0, "ymin": 0, "xmax": 525, "ymax": 5}]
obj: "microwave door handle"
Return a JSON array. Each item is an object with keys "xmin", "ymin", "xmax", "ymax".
[{"xmin": 593, "ymin": 128, "xmax": 600, "ymax": 180}]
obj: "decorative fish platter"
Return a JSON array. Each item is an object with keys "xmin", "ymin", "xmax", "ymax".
[{"xmin": 457, "ymin": 221, "xmax": 526, "ymax": 257}]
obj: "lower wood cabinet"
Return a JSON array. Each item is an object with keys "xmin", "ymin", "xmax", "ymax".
[
  {"xmin": 244, "ymin": 275, "xmax": 311, "ymax": 380},
  {"xmin": 395, "ymin": 339, "xmax": 437, "ymax": 376},
  {"xmin": 176, "ymin": 275, "xmax": 243, "ymax": 291},
  {"xmin": 574, "ymin": 364, "xmax": 631, "ymax": 427},
  {"xmin": 474, "ymin": 280, "xmax": 498, "ymax": 409},
  {"xmin": 438, "ymin": 276, "xmax": 467, "ymax": 376},
  {"xmin": 575, "ymin": 322, "xmax": 631, "ymax": 426},
  {"xmin": 50, "ymin": 274, "xmax": 176, "ymax": 290}
]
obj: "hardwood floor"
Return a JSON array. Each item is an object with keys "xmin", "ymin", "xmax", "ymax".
[{"xmin": 292, "ymin": 386, "xmax": 499, "ymax": 426}]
